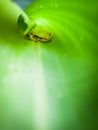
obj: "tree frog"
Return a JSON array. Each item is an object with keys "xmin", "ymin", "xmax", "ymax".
[{"xmin": 25, "ymin": 24, "xmax": 52, "ymax": 43}]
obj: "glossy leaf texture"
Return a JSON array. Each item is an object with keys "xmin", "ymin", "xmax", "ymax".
[
  {"xmin": 24, "ymin": 0, "xmax": 97, "ymax": 56},
  {"xmin": 0, "ymin": 0, "xmax": 98, "ymax": 130}
]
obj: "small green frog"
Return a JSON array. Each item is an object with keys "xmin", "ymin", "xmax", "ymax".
[{"xmin": 25, "ymin": 24, "xmax": 52, "ymax": 43}]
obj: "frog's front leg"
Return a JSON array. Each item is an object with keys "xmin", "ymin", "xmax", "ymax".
[{"xmin": 25, "ymin": 32, "xmax": 38, "ymax": 42}]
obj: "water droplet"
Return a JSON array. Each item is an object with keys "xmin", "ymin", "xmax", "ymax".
[
  {"xmin": 40, "ymin": 5, "xmax": 43, "ymax": 8},
  {"xmin": 55, "ymin": 3, "xmax": 58, "ymax": 7}
]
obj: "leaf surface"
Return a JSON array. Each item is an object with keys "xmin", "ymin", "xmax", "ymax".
[{"xmin": 0, "ymin": 0, "xmax": 97, "ymax": 130}]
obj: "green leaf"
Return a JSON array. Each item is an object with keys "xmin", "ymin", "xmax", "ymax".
[{"xmin": 0, "ymin": 0, "xmax": 97, "ymax": 130}]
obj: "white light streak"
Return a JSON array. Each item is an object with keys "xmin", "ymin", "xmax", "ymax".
[{"xmin": 33, "ymin": 60, "xmax": 49, "ymax": 130}]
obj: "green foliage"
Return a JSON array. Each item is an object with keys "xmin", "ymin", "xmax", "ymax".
[{"xmin": 0, "ymin": 0, "xmax": 97, "ymax": 130}]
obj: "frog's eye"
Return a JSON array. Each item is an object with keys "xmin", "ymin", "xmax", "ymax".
[
  {"xmin": 49, "ymin": 33, "xmax": 51, "ymax": 36},
  {"xmin": 33, "ymin": 35, "xmax": 39, "ymax": 39}
]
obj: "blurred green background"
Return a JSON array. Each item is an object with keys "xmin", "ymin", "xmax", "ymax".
[{"xmin": 0, "ymin": 0, "xmax": 97, "ymax": 130}]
